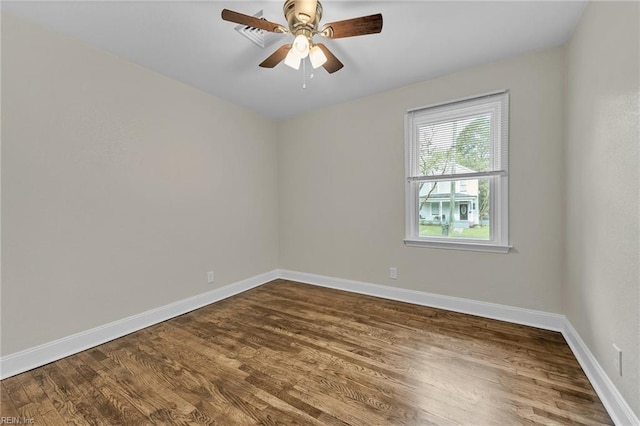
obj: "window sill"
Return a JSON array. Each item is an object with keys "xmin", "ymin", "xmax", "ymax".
[{"xmin": 404, "ymin": 239, "xmax": 511, "ymax": 253}]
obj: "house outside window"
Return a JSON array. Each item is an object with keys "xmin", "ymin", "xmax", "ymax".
[{"xmin": 404, "ymin": 91, "xmax": 510, "ymax": 253}]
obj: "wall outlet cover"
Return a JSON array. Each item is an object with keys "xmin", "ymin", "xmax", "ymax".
[
  {"xmin": 613, "ymin": 343, "xmax": 622, "ymax": 376},
  {"xmin": 390, "ymin": 267, "xmax": 398, "ymax": 279}
]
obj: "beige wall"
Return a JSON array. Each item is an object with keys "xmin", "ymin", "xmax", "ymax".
[
  {"xmin": 1, "ymin": 14, "xmax": 279, "ymax": 356},
  {"xmin": 565, "ymin": 1, "xmax": 639, "ymax": 416},
  {"xmin": 278, "ymin": 47, "xmax": 566, "ymax": 313}
]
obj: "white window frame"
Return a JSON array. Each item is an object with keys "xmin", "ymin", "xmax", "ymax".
[{"xmin": 404, "ymin": 91, "xmax": 510, "ymax": 253}]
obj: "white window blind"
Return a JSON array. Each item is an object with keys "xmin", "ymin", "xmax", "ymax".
[{"xmin": 406, "ymin": 92, "xmax": 509, "ymax": 184}]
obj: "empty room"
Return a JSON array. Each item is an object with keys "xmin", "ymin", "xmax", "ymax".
[{"xmin": 1, "ymin": 1, "xmax": 638, "ymax": 424}]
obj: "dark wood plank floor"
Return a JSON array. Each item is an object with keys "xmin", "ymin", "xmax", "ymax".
[{"xmin": 1, "ymin": 279, "xmax": 612, "ymax": 425}]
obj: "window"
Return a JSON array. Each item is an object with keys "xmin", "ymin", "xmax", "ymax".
[{"xmin": 404, "ymin": 91, "xmax": 510, "ymax": 253}]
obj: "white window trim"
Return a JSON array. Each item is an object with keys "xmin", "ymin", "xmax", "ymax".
[{"xmin": 404, "ymin": 91, "xmax": 511, "ymax": 253}]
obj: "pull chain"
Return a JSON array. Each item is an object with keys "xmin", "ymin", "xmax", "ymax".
[{"xmin": 302, "ymin": 58, "xmax": 307, "ymax": 89}]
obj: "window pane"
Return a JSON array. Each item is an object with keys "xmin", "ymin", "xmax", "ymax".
[
  {"xmin": 418, "ymin": 178, "xmax": 490, "ymax": 240},
  {"xmin": 406, "ymin": 92, "xmax": 508, "ymax": 250},
  {"xmin": 418, "ymin": 113, "xmax": 491, "ymax": 176}
]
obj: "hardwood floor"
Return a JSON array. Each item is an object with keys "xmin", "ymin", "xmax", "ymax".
[{"xmin": 1, "ymin": 280, "xmax": 612, "ymax": 425}]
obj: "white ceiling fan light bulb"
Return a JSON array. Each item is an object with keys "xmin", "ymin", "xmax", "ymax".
[
  {"xmin": 292, "ymin": 34, "xmax": 310, "ymax": 58},
  {"xmin": 284, "ymin": 49, "xmax": 301, "ymax": 70},
  {"xmin": 294, "ymin": 0, "xmax": 317, "ymax": 24},
  {"xmin": 309, "ymin": 45, "xmax": 327, "ymax": 69}
]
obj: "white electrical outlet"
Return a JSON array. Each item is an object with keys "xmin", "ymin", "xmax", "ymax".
[
  {"xmin": 390, "ymin": 267, "xmax": 398, "ymax": 280},
  {"xmin": 613, "ymin": 344, "xmax": 622, "ymax": 376},
  {"xmin": 207, "ymin": 271, "xmax": 215, "ymax": 283}
]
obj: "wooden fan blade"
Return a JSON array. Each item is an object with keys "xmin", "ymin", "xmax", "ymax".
[
  {"xmin": 316, "ymin": 43, "xmax": 344, "ymax": 74},
  {"xmin": 321, "ymin": 13, "xmax": 383, "ymax": 39},
  {"xmin": 321, "ymin": 13, "xmax": 382, "ymax": 38},
  {"xmin": 221, "ymin": 9, "xmax": 286, "ymax": 33},
  {"xmin": 259, "ymin": 44, "xmax": 292, "ymax": 68}
]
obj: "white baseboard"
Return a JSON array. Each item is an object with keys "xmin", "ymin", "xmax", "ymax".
[
  {"xmin": 562, "ymin": 320, "xmax": 640, "ymax": 426},
  {"xmin": 279, "ymin": 269, "xmax": 567, "ymax": 331},
  {"xmin": 0, "ymin": 269, "xmax": 279, "ymax": 380},
  {"xmin": 279, "ymin": 269, "xmax": 639, "ymax": 426},
  {"xmin": 2, "ymin": 268, "xmax": 637, "ymax": 425}
]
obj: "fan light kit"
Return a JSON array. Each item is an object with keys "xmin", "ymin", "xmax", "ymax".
[{"xmin": 222, "ymin": 0, "xmax": 383, "ymax": 74}]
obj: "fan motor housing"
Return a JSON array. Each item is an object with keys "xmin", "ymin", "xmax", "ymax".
[{"xmin": 283, "ymin": 0, "xmax": 323, "ymax": 32}]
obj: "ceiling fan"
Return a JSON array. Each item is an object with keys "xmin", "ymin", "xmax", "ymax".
[{"xmin": 221, "ymin": 0, "xmax": 383, "ymax": 74}]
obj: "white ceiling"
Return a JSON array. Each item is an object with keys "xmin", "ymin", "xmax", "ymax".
[{"xmin": 3, "ymin": 1, "xmax": 586, "ymax": 119}]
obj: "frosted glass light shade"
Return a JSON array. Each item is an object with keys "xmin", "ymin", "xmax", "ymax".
[
  {"xmin": 309, "ymin": 45, "xmax": 327, "ymax": 68},
  {"xmin": 292, "ymin": 34, "xmax": 310, "ymax": 58},
  {"xmin": 284, "ymin": 49, "xmax": 301, "ymax": 70}
]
